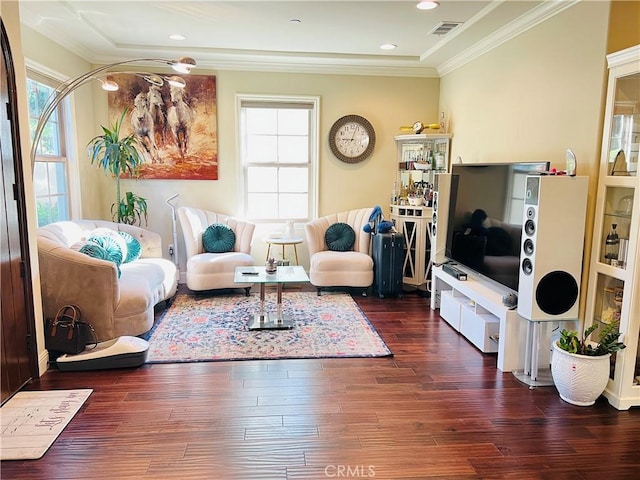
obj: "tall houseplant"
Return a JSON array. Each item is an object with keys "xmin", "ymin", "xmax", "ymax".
[
  {"xmin": 551, "ymin": 322, "xmax": 626, "ymax": 406},
  {"xmin": 87, "ymin": 108, "xmax": 148, "ymax": 226}
]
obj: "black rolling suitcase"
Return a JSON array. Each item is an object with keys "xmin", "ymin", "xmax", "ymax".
[{"xmin": 372, "ymin": 232, "xmax": 404, "ymax": 298}]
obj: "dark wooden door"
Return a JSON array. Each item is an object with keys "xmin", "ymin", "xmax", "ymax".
[{"xmin": 1, "ymin": 19, "xmax": 37, "ymax": 403}]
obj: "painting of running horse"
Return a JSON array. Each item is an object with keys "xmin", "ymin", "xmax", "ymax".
[{"xmin": 107, "ymin": 73, "xmax": 217, "ymax": 180}]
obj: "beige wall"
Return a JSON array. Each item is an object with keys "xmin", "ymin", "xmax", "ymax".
[
  {"xmin": 19, "ymin": 26, "xmax": 441, "ymax": 270},
  {"xmin": 439, "ymin": 0, "xmax": 611, "ymax": 317},
  {"xmin": 21, "ymin": 26, "xmax": 106, "ymax": 219},
  {"xmin": 114, "ymin": 71, "xmax": 440, "ymax": 269}
]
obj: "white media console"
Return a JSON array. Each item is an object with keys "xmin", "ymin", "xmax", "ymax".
[{"xmin": 431, "ymin": 264, "xmax": 550, "ymax": 373}]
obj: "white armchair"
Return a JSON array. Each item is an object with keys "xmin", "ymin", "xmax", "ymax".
[
  {"xmin": 178, "ymin": 207, "xmax": 256, "ymax": 294},
  {"xmin": 305, "ymin": 207, "xmax": 375, "ymax": 295}
]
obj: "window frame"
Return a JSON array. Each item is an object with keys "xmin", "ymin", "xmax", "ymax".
[
  {"xmin": 26, "ymin": 63, "xmax": 81, "ymax": 225},
  {"xmin": 237, "ymin": 94, "xmax": 319, "ymax": 223}
]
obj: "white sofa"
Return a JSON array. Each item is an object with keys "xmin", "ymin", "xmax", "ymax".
[
  {"xmin": 305, "ymin": 207, "xmax": 375, "ymax": 295},
  {"xmin": 37, "ymin": 220, "xmax": 178, "ymax": 342},
  {"xmin": 177, "ymin": 207, "xmax": 256, "ymax": 293}
]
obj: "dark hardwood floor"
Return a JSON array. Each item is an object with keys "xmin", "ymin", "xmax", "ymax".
[{"xmin": 3, "ymin": 285, "xmax": 639, "ymax": 479}]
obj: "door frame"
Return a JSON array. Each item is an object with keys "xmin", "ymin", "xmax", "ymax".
[{"xmin": 1, "ymin": 19, "xmax": 39, "ymax": 401}]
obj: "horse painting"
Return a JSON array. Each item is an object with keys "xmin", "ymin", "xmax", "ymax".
[
  {"xmin": 167, "ymin": 85, "xmax": 193, "ymax": 159},
  {"xmin": 131, "ymin": 92, "xmax": 159, "ymax": 163},
  {"xmin": 147, "ymin": 84, "xmax": 167, "ymax": 147},
  {"xmin": 108, "ymin": 73, "xmax": 217, "ymax": 180}
]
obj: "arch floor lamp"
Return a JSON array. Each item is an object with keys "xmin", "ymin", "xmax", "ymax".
[{"xmin": 29, "ymin": 56, "xmax": 197, "ymax": 167}]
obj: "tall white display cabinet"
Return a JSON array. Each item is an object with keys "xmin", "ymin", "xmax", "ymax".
[
  {"xmin": 390, "ymin": 134, "xmax": 451, "ymax": 288},
  {"xmin": 585, "ymin": 45, "xmax": 640, "ymax": 410}
]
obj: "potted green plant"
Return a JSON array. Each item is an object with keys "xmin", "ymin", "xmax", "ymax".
[
  {"xmin": 87, "ymin": 108, "xmax": 148, "ymax": 226},
  {"xmin": 551, "ymin": 321, "xmax": 626, "ymax": 406},
  {"xmin": 112, "ymin": 191, "xmax": 148, "ymax": 226}
]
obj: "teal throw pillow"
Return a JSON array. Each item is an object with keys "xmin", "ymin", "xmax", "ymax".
[
  {"xmin": 202, "ymin": 223, "xmax": 236, "ymax": 253},
  {"xmin": 79, "ymin": 241, "xmax": 122, "ymax": 278},
  {"xmin": 88, "ymin": 234, "xmax": 124, "ymax": 266},
  {"xmin": 325, "ymin": 222, "xmax": 356, "ymax": 252},
  {"xmin": 79, "ymin": 242, "xmax": 108, "ymax": 260},
  {"xmin": 118, "ymin": 231, "xmax": 142, "ymax": 263},
  {"xmin": 88, "ymin": 228, "xmax": 127, "ymax": 261}
]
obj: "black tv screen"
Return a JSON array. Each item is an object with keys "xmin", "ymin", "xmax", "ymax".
[{"xmin": 444, "ymin": 162, "xmax": 550, "ymax": 292}]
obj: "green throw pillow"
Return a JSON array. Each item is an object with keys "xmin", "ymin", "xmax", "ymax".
[
  {"xmin": 202, "ymin": 223, "xmax": 236, "ymax": 253},
  {"xmin": 325, "ymin": 222, "xmax": 356, "ymax": 252},
  {"xmin": 118, "ymin": 231, "xmax": 142, "ymax": 263}
]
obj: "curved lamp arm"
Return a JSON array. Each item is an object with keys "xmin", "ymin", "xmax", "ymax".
[{"xmin": 30, "ymin": 56, "xmax": 196, "ymax": 169}]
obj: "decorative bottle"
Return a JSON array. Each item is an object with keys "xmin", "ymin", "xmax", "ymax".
[
  {"xmin": 426, "ymin": 149, "xmax": 433, "ymax": 169},
  {"xmin": 604, "ymin": 223, "xmax": 620, "ymax": 265}
]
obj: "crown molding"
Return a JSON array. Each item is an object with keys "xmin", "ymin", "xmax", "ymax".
[
  {"xmin": 86, "ymin": 48, "xmax": 441, "ymax": 78},
  {"xmin": 607, "ymin": 44, "xmax": 640, "ymax": 69},
  {"xmin": 436, "ymin": 0, "xmax": 581, "ymax": 77}
]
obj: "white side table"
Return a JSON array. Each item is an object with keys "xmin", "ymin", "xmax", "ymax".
[{"xmin": 264, "ymin": 237, "xmax": 304, "ymax": 265}]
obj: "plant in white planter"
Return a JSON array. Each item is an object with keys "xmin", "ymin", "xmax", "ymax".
[{"xmin": 551, "ymin": 322, "xmax": 626, "ymax": 406}]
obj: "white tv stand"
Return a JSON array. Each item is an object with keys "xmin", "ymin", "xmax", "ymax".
[{"xmin": 431, "ymin": 264, "xmax": 544, "ymax": 373}]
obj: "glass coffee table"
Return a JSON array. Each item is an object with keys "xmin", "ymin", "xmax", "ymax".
[{"xmin": 234, "ymin": 265, "xmax": 310, "ymax": 330}]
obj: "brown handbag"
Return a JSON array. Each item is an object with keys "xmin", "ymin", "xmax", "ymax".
[{"xmin": 45, "ymin": 305, "xmax": 97, "ymax": 355}]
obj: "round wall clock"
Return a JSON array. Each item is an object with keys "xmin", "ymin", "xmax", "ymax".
[{"xmin": 328, "ymin": 114, "xmax": 376, "ymax": 163}]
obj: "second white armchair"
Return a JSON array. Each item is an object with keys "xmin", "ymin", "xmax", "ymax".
[
  {"xmin": 305, "ymin": 207, "xmax": 375, "ymax": 295},
  {"xmin": 178, "ymin": 207, "xmax": 256, "ymax": 294}
]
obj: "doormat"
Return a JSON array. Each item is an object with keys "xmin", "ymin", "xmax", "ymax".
[
  {"xmin": 145, "ymin": 291, "xmax": 392, "ymax": 363},
  {"xmin": 1, "ymin": 389, "xmax": 92, "ymax": 460}
]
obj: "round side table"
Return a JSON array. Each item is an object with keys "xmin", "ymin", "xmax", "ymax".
[{"xmin": 264, "ymin": 237, "xmax": 304, "ymax": 265}]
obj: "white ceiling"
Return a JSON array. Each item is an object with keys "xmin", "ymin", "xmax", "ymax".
[{"xmin": 19, "ymin": 0, "xmax": 580, "ymax": 77}]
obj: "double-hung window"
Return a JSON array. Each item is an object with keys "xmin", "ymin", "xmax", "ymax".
[
  {"xmin": 26, "ymin": 72, "xmax": 71, "ymax": 226},
  {"xmin": 238, "ymin": 95, "xmax": 319, "ymax": 222}
]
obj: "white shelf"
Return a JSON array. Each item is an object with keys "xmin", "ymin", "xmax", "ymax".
[
  {"xmin": 431, "ymin": 265, "xmax": 533, "ymax": 372},
  {"xmin": 391, "ymin": 134, "xmax": 451, "ymax": 288}
]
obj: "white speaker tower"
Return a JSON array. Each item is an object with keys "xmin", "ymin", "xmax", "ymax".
[{"xmin": 517, "ymin": 175, "xmax": 588, "ymax": 321}]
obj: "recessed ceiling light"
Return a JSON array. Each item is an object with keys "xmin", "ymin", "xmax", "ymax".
[
  {"xmin": 169, "ymin": 34, "xmax": 186, "ymax": 41},
  {"xmin": 380, "ymin": 43, "xmax": 397, "ymax": 50},
  {"xmin": 417, "ymin": 1, "xmax": 440, "ymax": 10}
]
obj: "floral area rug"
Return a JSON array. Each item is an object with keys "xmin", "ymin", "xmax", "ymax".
[{"xmin": 144, "ymin": 291, "xmax": 392, "ymax": 363}]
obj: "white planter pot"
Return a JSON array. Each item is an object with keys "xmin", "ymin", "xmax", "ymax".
[{"xmin": 550, "ymin": 341, "xmax": 611, "ymax": 406}]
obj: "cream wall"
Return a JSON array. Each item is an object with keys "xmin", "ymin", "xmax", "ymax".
[
  {"xmin": 21, "ymin": 26, "xmax": 126, "ymax": 222},
  {"xmin": 19, "ymin": 27, "xmax": 441, "ymax": 272},
  {"xmin": 438, "ymin": 0, "xmax": 611, "ymax": 318}
]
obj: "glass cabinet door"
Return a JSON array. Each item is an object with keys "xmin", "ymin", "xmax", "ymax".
[
  {"xmin": 599, "ymin": 187, "xmax": 634, "ymax": 268},
  {"xmin": 606, "ymin": 72, "xmax": 639, "ymax": 177}
]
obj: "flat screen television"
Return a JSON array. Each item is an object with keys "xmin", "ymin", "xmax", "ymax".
[{"xmin": 444, "ymin": 161, "xmax": 550, "ymax": 292}]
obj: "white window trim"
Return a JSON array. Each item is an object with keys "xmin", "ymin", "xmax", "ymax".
[
  {"xmin": 235, "ymin": 93, "xmax": 320, "ymax": 222},
  {"xmin": 26, "ymin": 59, "xmax": 82, "ymax": 221}
]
